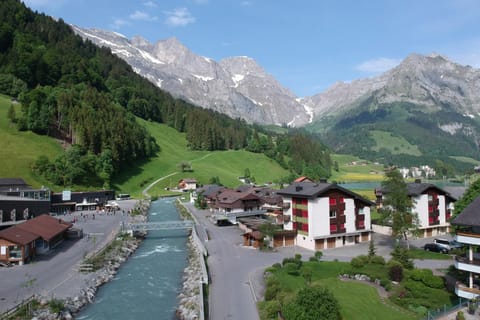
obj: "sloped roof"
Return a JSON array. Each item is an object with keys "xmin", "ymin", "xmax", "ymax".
[
  {"xmin": 0, "ymin": 178, "xmax": 28, "ymax": 187},
  {"xmin": 378, "ymin": 182, "xmax": 457, "ymax": 201},
  {"xmin": 16, "ymin": 214, "xmax": 72, "ymax": 242},
  {"xmin": 294, "ymin": 176, "xmax": 312, "ymax": 183},
  {"xmin": 452, "ymin": 196, "xmax": 480, "ymax": 227},
  {"xmin": 0, "ymin": 225, "xmax": 40, "ymax": 245},
  {"xmin": 278, "ymin": 182, "xmax": 374, "ymax": 206},
  {"xmin": 196, "ymin": 184, "xmax": 225, "ymax": 198},
  {"xmin": 216, "ymin": 189, "xmax": 259, "ymax": 204}
]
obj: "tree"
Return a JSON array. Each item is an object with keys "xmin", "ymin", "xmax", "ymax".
[
  {"xmin": 380, "ymin": 168, "xmax": 419, "ymax": 249},
  {"xmin": 7, "ymin": 103, "xmax": 15, "ymax": 122},
  {"xmin": 244, "ymin": 167, "xmax": 251, "ymax": 178},
  {"xmin": 282, "ymin": 286, "xmax": 341, "ymax": 320},
  {"xmin": 368, "ymin": 238, "xmax": 376, "ymax": 259},
  {"xmin": 178, "ymin": 161, "xmax": 192, "ymax": 172}
]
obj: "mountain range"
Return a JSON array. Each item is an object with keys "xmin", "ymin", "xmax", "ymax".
[{"xmin": 73, "ymin": 26, "xmax": 480, "ymax": 171}]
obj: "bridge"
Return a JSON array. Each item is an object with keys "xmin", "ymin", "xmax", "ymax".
[{"xmin": 123, "ymin": 220, "xmax": 194, "ymax": 232}]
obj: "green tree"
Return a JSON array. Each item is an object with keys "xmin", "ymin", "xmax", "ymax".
[
  {"xmin": 368, "ymin": 238, "xmax": 376, "ymax": 259},
  {"xmin": 380, "ymin": 168, "xmax": 419, "ymax": 249},
  {"xmin": 282, "ymin": 286, "xmax": 341, "ymax": 320},
  {"xmin": 7, "ymin": 103, "xmax": 15, "ymax": 122},
  {"xmin": 453, "ymin": 177, "xmax": 480, "ymax": 218},
  {"xmin": 178, "ymin": 161, "xmax": 192, "ymax": 173},
  {"xmin": 244, "ymin": 167, "xmax": 251, "ymax": 178}
]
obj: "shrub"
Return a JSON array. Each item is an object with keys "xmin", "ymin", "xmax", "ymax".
[
  {"xmin": 351, "ymin": 255, "xmax": 369, "ymax": 268},
  {"xmin": 284, "ymin": 262, "xmax": 300, "ymax": 276},
  {"xmin": 370, "ymin": 255, "xmax": 386, "ymax": 265},
  {"xmin": 282, "ymin": 286, "xmax": 341, "ymax": 320},
  {"xmin": 390, "ymin": 245, "xmax": 414, "ymax": 269},
  {"xmin": 48, "ymin": 299, "xmax": 64, "ymax": 314},
  {"xmin": 314, "ymin": 250, "xmax": 323, "ymax": 260},
  {"xmin": 272, "ymin": 263, "xmax": 282, "ymax": 269},
  {"xmin": 410, "ymin": 269, "xmax": 444, "ymax": 289},
  {"xmin": 309, "ymin": 256, "xmax": 319, "ymax": 262},
  {"xmin": 389, "ymin": 262, "xmax": 404, "ymax": 282},
  {"xmin": 456, "ymin": 310, "xmax": 465, "ymax": 320}
]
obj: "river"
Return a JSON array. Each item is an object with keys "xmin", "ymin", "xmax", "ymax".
[{"xmin": 78, "ymin": 198, "xmax": 188, "ymax": 320}]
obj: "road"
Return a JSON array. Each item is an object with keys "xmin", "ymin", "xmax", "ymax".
[
  {"xmin": 0, "ymin": 200, "xmax": 136, "ymax": 314},
  {"xmin": 185, "ymin": 203, "xmax": 455, "ymax": 320}
]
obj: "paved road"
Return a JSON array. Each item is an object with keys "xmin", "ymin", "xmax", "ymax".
[
  {"xmin": 185, "ymin": 203, "xmax": 455, "ymax": 320},
  {"xmin": 0, "ymin": 200, "xmax": 136, "ymax": 314}
]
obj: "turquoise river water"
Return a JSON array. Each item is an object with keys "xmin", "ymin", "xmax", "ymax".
[{"xmin": 78, "ymin": 197, "xmax": 188, "ymax": 319}]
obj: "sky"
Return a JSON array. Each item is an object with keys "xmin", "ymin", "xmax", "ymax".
[{"xmin": 23, "ymin": 0, "xmax": 480, "ymax": 97}]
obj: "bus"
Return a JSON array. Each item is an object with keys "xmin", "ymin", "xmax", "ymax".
[{"xmin": 116, "ymin": 193, "xmax": 130, "ymax": 201}]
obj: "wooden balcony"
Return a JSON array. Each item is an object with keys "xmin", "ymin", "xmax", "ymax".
[
  {"xmin": 455, "ymin": 256, "xmax": 480, "ymax": 274},
  {"xmin": 455, "ymin": 282, "xmax": 480, "ymax": 300}
]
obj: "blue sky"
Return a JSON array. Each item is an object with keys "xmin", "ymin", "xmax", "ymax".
[{"xmin": 23, "ymin": 0, "xmax": 480, "ymax": 97}]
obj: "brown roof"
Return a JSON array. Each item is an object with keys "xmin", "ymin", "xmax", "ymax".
[
  {"xmin": 16, "ymin": 214, "xmax": 72, "ymax": 241},
  {"xmin": 452, "ymin": 196, "xmax": 480, "ymax": 227},
  {"xmin": 216, "ymin": 189, "xmax": 260, "ymax": 204},
  {"xmin": 0, "ymin": 225, "xmax": 40, "ymax": 245}
]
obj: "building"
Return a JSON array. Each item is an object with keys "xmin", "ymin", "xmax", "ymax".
[
  {"xmin": 0, "ymin": 178, "xmax": 51, "ymax": 229},
  {"xmin": 178, "ymin": 178, "xmax": 197, "ymax": 191},
  {"xmin": 278, "ymin": 181, "xmax": 374, "ymax": 251},
  {"xmin": 376, "ymin": 180, "xmax": 456, "ymax": 237},
  {"xmin": 50, "ymin": 190, "xmax": 115, "ymax": 214},
  {"xmin": 0, "ymin": 214, "xmax": 72, "ymax": 265},
  {"xmin": 214, "ymin": 189, "xmax": 262, "ymax": 213},
  {"xmin": 451, "ymin": 196, "xmax": 480, "ymax": 300}
]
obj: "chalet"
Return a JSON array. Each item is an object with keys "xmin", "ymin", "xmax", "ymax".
[
  {"xmin": 178, "ymin": 178, "xmax": 197, "ymax": 191},
  {"xmin": 0, "ymin": 214, "xmax": 72, "ymax": 264},
  {"xmin": 193, "ymin": 184, "xmax": 226, "ymax": 207},
  {"xmin": 376, "ymin": 180, "xmax": 456, "ymax": 237},
  {"xmin": 214, "ymin": 189, "xmax": 261, "ymax": 213},
  {"xmin": 451, "ymin": 196, "xmax": 480, "ymax": 299},
  {"xmin": 16, "ymin": 214, "xmax": 72, "ymax": 254},
  {"xmin": 278, "ymin": 181, "xmax": 374, "ymax": 251},
  {"xmin": 0, "ymin": 226, "xmax": 39, "ymax": 265}
]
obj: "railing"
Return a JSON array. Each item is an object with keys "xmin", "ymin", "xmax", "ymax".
[
  {"xmin": 424, "ymin": 298, "xmax": 468, "ymax": 320},
  {"xmin": 125, "ymin": 220, "xmax": 194, "ymax": 231},
  {"xmin": 455, "ymin": 256, "xmax": 480, "ymax": 267}
]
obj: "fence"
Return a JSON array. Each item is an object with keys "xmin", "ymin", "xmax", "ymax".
[
  {"xmin": 424, "ymin": 298, "xmax": 469, "ymax": 320},
  {"xmin": 0, "ymin": 295, "xmax": 35, "ymax": 320}
]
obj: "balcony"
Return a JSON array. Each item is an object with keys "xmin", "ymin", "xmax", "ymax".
[
  {"xmin": 455, "ymin": 282, "xmax": 480, "ymax": 300},
  {"xmin": 456, "ymin": 232, "xmax": 480, "ymax": 246},
  {"xmin": 455, "ymin": 256, "xmax": 480, "ymax": 274}
]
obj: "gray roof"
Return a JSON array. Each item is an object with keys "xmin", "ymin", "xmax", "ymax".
[
  {"xmin": 380, "ymin": 182, "xmax": 457, "ymax": 201},
  {"xmin": 452, "ymin": 196, "xmax": 480, "ymax": 227},
  {"xmin": 277, "ymin": 182, "xmax": 374, "ymax": 206}
]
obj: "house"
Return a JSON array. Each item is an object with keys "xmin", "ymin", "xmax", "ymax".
[
  {"xmin": 178, "ymin": 178, "xmax": 197, "ymax": 191},
  {"xmin": 214, "ymin": 189, "xmax": 262, "ymax": 213},
  {"xmin": 0, "ymin": 226, "xmax": 39, "ymax": 265},
  {"xmin": 15, "ymin": 214, "xmax": 72, "ymax": 254},
  {"xmin": 376, "ymin": 180, "xmax": 456, "ymax": 237},
  {"xmin": 0, "ymin": 214, "xmax": 72, "ymax": 264},
  {"xmin": 451, "ymin": 196, "xmax": 480, "ymax": 299},
  {"xmin": 193, "ymin": 184, "xmax": 225, "ymax": 207},
  {"xmin": 278, "ymin": 181, "xmax": 374, "ymax": 251}
]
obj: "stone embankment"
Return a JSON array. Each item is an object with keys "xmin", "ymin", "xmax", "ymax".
[
  {"xmin": 30, "ymin": 200, "xmax": 150, "ymax": 320},
  {"xmin": 176, "ymin": 236, "xmax": 204, "ymax": 320}
]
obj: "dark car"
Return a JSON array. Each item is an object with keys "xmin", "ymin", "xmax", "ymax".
[{"xmin": 424, "ymin": 243, "xmax": 448, "ymax": 254}]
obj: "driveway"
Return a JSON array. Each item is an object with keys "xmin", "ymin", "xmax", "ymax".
[
  {"xmin": 0, "ymin": 200, "xmax": 135, "ymax": 314},
  {"xmin": 185, "ymin": 203, "xmax": 455, "ymax": 320}
]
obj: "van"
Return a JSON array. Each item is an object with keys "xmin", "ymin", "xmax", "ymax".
[{"xmin": 433, "ymin": 238, "xmax": 462, "ymax": 251}]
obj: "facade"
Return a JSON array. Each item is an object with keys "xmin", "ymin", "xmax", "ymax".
[
  {"xmin": 214, "ymin": 189, "xmax": 261, "ymax": 213},
  {"xmin": 0, "ymin": 226, "xmax": 39, "ymax": 265},
  {"xmin": 0, "ymin": 178, "xmax": 51, "ymax": 228},
  {"xmin": 451, "ymin": 196, "xmax": 480, "ymax": 300},
  {"xmin": 178, "ymin": 179, "xmax": 197, "ymax": 191},
  {"xmin": 376, "ymin": 180, "xmax": 456, "ymax": 237},
  {"xmin": 278, "ymin": 181, "xmax": 374, "ymax": 251},
  {"xmin": 50, "ymin": 190, "xmax": 115, "ymax": 214}
]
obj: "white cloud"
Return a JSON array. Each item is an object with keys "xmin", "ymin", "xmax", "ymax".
[
  {"xmin": 129, "ymin": 10, "xmax": 158, "ymax": 21},
  {"xmin": 356, "ymin": 57, "xmax": 401, "ymax": 73},
  {"xmin": 143, "ymin": 1, "xmax": 157, "ymax": 8},
  {"xmin": 164, "ymin": 8, "xmax": 195, "ymax": 27},
  {"xmin": 110, "ymin": 19, "xmax": 130, "ymax": 30}
]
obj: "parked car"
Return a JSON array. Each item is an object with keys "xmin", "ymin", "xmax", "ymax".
[
  {"xmin": 434, "ymin": 238, "xmax": 463, "ymax": 251},
  {"xmin": 424, "ymin": 243, "xmax": 448, "ymax": 254}
]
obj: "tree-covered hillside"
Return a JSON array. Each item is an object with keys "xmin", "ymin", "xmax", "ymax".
[{"xmin": 0, "ymin": 0, "xmax": 331, "ymax": 188}]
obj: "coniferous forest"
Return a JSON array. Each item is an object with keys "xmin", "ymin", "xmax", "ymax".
[{"xmin": 0, "ymin": 0, "xmax": 331, "ymax": 188}]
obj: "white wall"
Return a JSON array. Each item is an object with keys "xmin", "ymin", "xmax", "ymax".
[
  {"xmin": 309, "ymin": 197, "xmax": 329, "ymax": 238},
  {"xmin": 438, "ymin": 196, "xmax": 446, "ymax": 224},
  {"xmin": 283, "ymin": 198, "xmax": 294, "ymax": 231},
  {"xmin": 344, "ymin": 199, "xmax": 355, "ymax": 232},
  {"xmin": 414, "ymin": 195, "xmax": 428, "ymax": 228},
  {"xmin": 296, "ymin": 234, "xmax": 315, "ymax": 250}
]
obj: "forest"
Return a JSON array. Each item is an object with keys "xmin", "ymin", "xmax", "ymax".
[{"xmin": 0, "ymin": 0, "xmax": 331, "ymax": 188}]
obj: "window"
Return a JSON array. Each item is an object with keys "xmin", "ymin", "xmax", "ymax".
[
  {"xmin": 339, "ymin": 197, "xmax": 344, "ymax": 203},
  {"xmin": 330, "ymin": 224, "xmax": 337, "ymax": 232},
  {"xmin": 329, "ymin": 210, "xmax": 336, "ymax": 218},
  {"xmin": 358, "ymin": 208, "xmax": 364, "ymax": 215},
  {"xmin": 428, "ymin": 194, "xmax": 433, "ymax": 201},
  {"xmin": 329, "ymin": 198, "xmax": 336, "ymax": 206}
]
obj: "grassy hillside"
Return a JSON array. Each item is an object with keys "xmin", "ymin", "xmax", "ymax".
[
  {"xmin": 107, "ymin": 119, "xmax": 291, "ymax": 198},
  {"xmin": 0, "ymin": 95, "xmax": 63, "ymax": 188}
]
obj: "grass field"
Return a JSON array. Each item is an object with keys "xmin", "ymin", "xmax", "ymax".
[
  {"xmin": 0, "ymin": 95, "xmax": 63, "ymax": 188},
  {"xmin": 330, "ymin": 153, "xmax": 385, "ymax": 183},
  {"xmin": 259, "ymin": 260, "xmax": 419, "ymax": 320},
  {"xmin": 371, "ymin": 130, "xmax": 422, "ymax": 156},
  {"xmin": 112, "ymin": 118, "xmax": 290, "ymax": 197}
]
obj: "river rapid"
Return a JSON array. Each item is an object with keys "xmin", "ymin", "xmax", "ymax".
[{"xmin": 78, "ymin": 198, "xmax": 188, "ymax": 320}]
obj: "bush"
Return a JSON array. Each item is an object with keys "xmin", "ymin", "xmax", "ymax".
[
  {"xmin": 410, "ymin": 269, "xmax": 444, "ymax": 289},
  {"xmin": 309, "ymin": 256, "xmax": 319, "ymax": 262},
  {"xmin": 48, "ymin": 299, "xmax": 64, "ymax": 314},
  {"xmin": 314, "ymin": 250, "xmax": 323, "ymax": 260},
  {"xmin": 351, "ymin": 255, "xmax": 369, "ymax": 268},
  {"xmin": 370, "ymin": 255, "xmax": 386, "ymax": 265},
  {"xmin": 388, "ymin": 262, "xmax": 404, "ymax": 282},
  {"xmin": 456, "ymin": 310, "xmax": 465, "ymax": 320},
  {"xmin": 272, "ymin": 263, "xmax": 282, "ymax": 269},
  {"xmin": 390, "ymin": 245, "xmax": 414, "ymax": 269},
  {"xmin": 282, "ymin": 286, "xmax": 341, "ymax": 320},
  {"xmin": 284, "ymin": 262, "xmax": 300, "ymax": 276}
]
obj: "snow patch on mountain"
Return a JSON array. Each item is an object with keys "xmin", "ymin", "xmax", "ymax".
[{"xmin": 193, "ymin": 74, "xmax": 214, "ymax": 81}]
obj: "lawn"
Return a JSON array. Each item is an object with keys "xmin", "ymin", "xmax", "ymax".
[
  {"xmin": 0, "ymin": 95, "xmax": 63, "ymax": 188},
  {"xmin": 260, "ymin": 260, "xmax": 419, "ymax": 320},
  {"xmin": 330, "ymin": 154, "xmax": 385, "ymax": 183},
  {"xmin": 370, "ymin": 130, "xmax": 422, "ymax": 156},
  {"xmin": 112, "ymin": 119, "xmax": 290, "ymax": 197}
]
